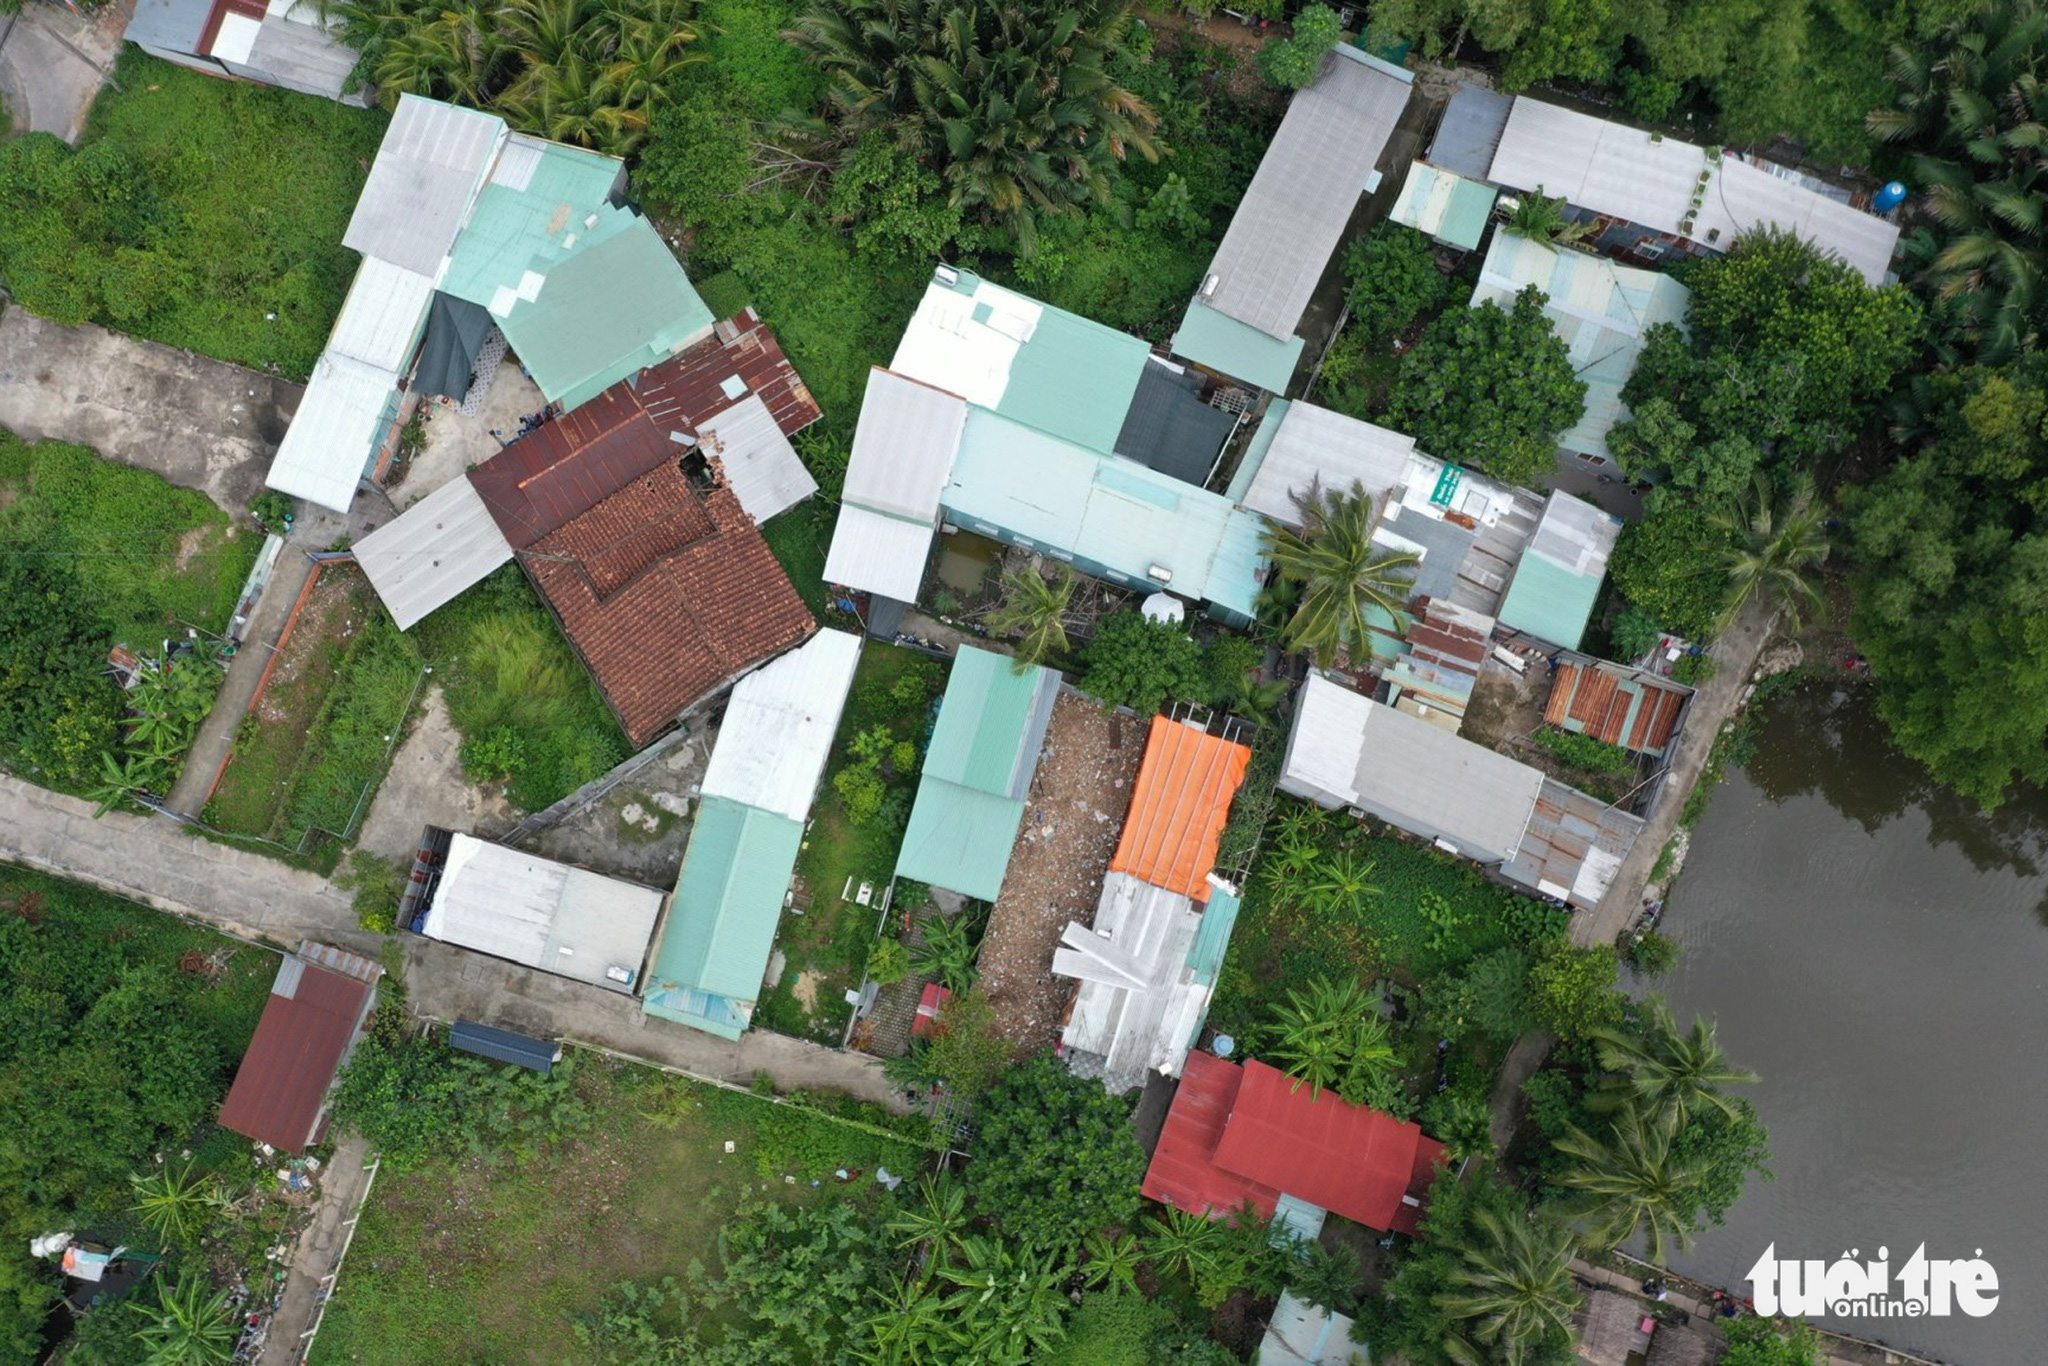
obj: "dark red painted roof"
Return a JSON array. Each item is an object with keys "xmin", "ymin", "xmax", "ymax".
[
  {"xmin": 467, "ymin": 387, "xmax": 672, "ymax": 550},
  {"xmin": 1142, "ymin": 1051, "xmax": 1282, "ymax": 1220},
  {"xmin": 639, "ymin": 309, "xmax": 823, "ymax": 440},
  {"xmin": 218, "ymin": 959, "xmax": 371, "ymax": 1155},
  {"xmin": 1143, "ymin": 1053, "xmax": 1447, "ymax": 1234},
  {"xmin": 912, "ymin": 982, "xmax": 954, "ymax": 1040},
  {"xmin": 524, "ymin": 467, "xmax": 813, "ymax": 747}
]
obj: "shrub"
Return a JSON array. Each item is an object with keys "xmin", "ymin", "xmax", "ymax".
[
  {"xmin": 338, "ymin": 852, "xmax": 407, "ymax": 934},
  {"xmin": 1532, "ymin": 726, "xmax": 1633, "ymax": 775},
  {"xmin": 1611, "ymin": 605, "xmax": 1666, "ymax": 661},
  {"xmin": 834, "ymin": 763, "xmax": 887, "ymax": 824},
  {"xmin": 965, "ymin": 1054, "xmax": 1148, "ymax": 1248},
  {"xmin": 1079, "ymin": 611, "xmax": 1207, "ymax": 715},
  {"xmin": 1259, "ymin": 4, "xmax": 1343, "ymax": 89},
  {"xmin": 1343, "ymin": 223, "xmax": 1451, "ymax": 344},
  {"xmin": 1673, "ymin": 653, "xmax": 1719, "ymax": 685},
  {"xmin": 1527, "ymin": 944, "xmax": 1624, "ymax": 1041},
  {"xmin": 1627, "ymin": 928, "xmax": 1679, "ymax": 975},
  {"xmin": 867, "ymin": 936, "xmax": 910, "ymax": 985}
]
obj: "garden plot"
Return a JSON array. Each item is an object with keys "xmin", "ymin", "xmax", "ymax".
[{"xmin": 976, "ymin": 692, "xmax": 1142, "ymax": 1052}]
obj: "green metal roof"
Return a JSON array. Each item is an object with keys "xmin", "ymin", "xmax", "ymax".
[
  {"xmin": 1224, "ymin": 400, "xmax": 1289, "ymax": 504},
  {"xmin": 995, "ymin": 300, "xmax": 1150, "ymax": 455},
  {"xmin": 894, "ymin": 781, "xmax": 1026, "ymax": 901},
  {"xmin": 1495, "ymin": 549, "xmax": 1598, "ymax": 652},
  {"xmin": 647, "ymin": 795, "xmax": 803, "ymax": 1007},
  {"xmin": 921, "ymin": 645, "xmax": 1057, "ymax": 799},
  {"xmin": 1388, "ymin": 161, "xmax": 1497, "ymax": 251},
  {"xmin": 440, "ymin": 140, "xmax": 714, "ymax": 411},
  {"xmin": 1171, "ymin": 300, "xmax": 1305, "ymax": 395},
  {"xmin": 1184, "ymin": 887, "xmax": 1242, "ymax": 991}
]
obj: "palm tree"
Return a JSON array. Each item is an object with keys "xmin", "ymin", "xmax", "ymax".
[
  {"xmin": 1552, "ymin": 1103, "xmax": 1710, "ymax": 1263},
  {"xmin": 1503, "ymin": 188, "xmax": 1591, "ymax": 246},
  {"xmin": 1143, "ymin": 1204, "xmax": 1224, "ymax": 1283},
  {"xmin": 909, "ymin": 906, "xmax": 982, "ymax": 993},
  {"xmin": 1260, "ymin": 480, "xmax": 1419, "ymax": 665},
  {"xmin": 1265, "ymin": 976, "xmax": 1395, "ymax": 1102},
  {"xmin": 983, "ymin": 561, "xmax": 1076, "ymax": 670},
  {"xmin": 131, "ymin": 1165, "xmax": 229, "ymax": 1248},
  {"xmin": 1435, "ymin": 1208, "xmax": 1581, "ymax": 1366},
  {"xmin": 1294, "ymin": 1239, "xmax": 1363, "ymax": 1316},
  {"xmin": 1714, "ymin": 472, "xmax": 1829, "ymax": 629},
  {"xmin": 936, "ymin": 1236, "xmax": 1073, "ymax": 1364},
  {"xmin": 1591, "ymin": 998, "xmax": 1758, "ymax": 1126},
  {"xmin": 135, "ymin": 1274, "xmax": 237, "ymax": 1366},
  {"xmin": 788, "ymin": 0, "xmax": 1160, "ymax": 250},
  {"xmin": 1868, "ymin": 0, "xmax": 2048, "ymax": 360}
]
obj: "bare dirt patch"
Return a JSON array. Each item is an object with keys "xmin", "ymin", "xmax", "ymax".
[
  {"xmin": 256, "ymin": 567, "xmax": 367, "ymax": 725},
  {"xmin": 792, "ymin": 969, "xmax": 824, "ymax": 1014},
  {"xmin": 174, "ymin": 523, "xmax": 210, "ymax": 572},
  {"xmin": 977, "ymin": 692, "xmax": 1143, "ymax": 1053}
]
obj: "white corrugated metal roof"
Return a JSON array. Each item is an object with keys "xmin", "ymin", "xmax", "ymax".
[
  {"xmin": 842, "ymin": 369, "xmax": 967, "ymax": 520},
  {"xmin": 823, "ymin": 503, "xmax": 932, "ymax": 602},
  {"xmin": 352, "ymin": 477, "xmax": 513, "ymax": 630},
  {"xmin": 1055, "ymin": 872, "xmax": 1208, "ymax": 1093},
  {"xmin": 1488, "ymin": 98, "xmax": 1898, "ymax": 284},
  {"xmin": 699, "ymin": 393, "xmax": 816, "ymax": 524},
  {"xmin": 1239, "ymin": 399, "xmax": 1417, "ymax": 525},
  {"xmin": 1526, "ymin": 488, "xmax": 1622, "ymax": 577},
  {"xmin": 325, "ymin": 256, "xmax": 437, "ymax": 372},
  {"xmin": 421, "ymin": 834, "xmax": 664, "ymax": 992},
  {"xmin": 1258, "ymin": 1290, "xmax": 1359, "ymax": 1366},
  {"xmin": 263, "ymin": 351, "xmax": 398, "ymax": 511},
  {"xmin": 889, "ymin": 277, "xmax": 1041, "ymax": 410},
  {"xmin": 699, "ymin": 629, "xmax": 861, "ymax": 823},
  {"xmin": 342, "ymin": 95, "xmax": 506, "ymax": 277},
  {"xmin": 1201, "ymin": 52, "xmax": 1413, "ymax": 340},
  {"xmin": 1281, "ymin": 675, "xmax": 1544, "ymax": 864}
]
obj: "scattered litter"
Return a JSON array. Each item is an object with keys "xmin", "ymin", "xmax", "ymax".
[{"xmin": 723, "ymin": 1140, "xmax": 736, "ymax": 1154}]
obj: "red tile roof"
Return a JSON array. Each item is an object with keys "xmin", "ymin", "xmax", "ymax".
[
  {"xmin": 639, "ymin": 309, "xmax": 823, "ymax": 440},
  {"xmin": 1110, "ymin": 718, "xmax": 1252, "ymax": 898},
  {"xmin": 1142, "ymin": 1050, "xmax": 1282, "ymax": 1220},
  {"xmin": 912, "ymin": 982, "xmax": 954, "ymax": 1040},
  {"xmin": 1143, "ymin": 1053, "xmax": 1447, "ymax": 1234},
  {"xmin": 218, "ymin": 959, "xmax": 372, "ymax": 1154},
  {"xmin": 524, "ymin": 466, "xmax": 814, "ymax": 748}
]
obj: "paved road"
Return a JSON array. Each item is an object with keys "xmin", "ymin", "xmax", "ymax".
[
  {"xmin": 0, "ymin": 774, "xmax": 907, "ymax": 1109},
  {"xmin": 259, "ymin": 1131, "xmax": 375, "ymax": 1366},
  {"xmin": 0, "ymin": 0, "xmax": 125, "ymax": 142},
  {"xmin": 0, "ymin": 309, "xmax": 302, "ymax": 515},
  {"xmin": 1575, "ymin": 595, "xmax": 1778, "ymax": 948}
]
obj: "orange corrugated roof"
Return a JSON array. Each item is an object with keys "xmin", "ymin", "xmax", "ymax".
[{"xmin": 1109, "ymin": 717, "xmax": 1252, "ymax": 898}]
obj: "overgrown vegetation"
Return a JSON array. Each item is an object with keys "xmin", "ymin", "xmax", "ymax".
[
  {"xmin": 0, "ymin": 868, "xmax": 274, "ymax": 1360},
  {"xmin": 0, "ymin": 52, "xmax": 383, "ymax": 378}
]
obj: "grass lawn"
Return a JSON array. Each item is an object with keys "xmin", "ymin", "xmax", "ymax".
[
  {"xmin": 311, "ymin": 1058, "xmax": 927, "ymax": 1366},
  {"xmin": 753, "ymin": 643, "xmax": 943, "ymax": 1042},
  {"xmin": 760, "ymin": 500, "xmax": 833, "ymax": 619},
  {"xmin": 0, "ymin": 52, "xmax": 383, "ymax": 380},
  {"xmin": 0, "ymin": 429, "xmax": 257, "ymax": 645}
]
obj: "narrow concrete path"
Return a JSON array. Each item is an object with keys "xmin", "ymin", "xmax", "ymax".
[
  {"xmin": 0, "ymin": 0, "xmax": 126, "ymax": 142},
  {"xmin": 1576, "ymin": 596, "xmax": 1778, "ymax": 948},
  {"xmin": 260, "ymin": 1131, "xmax": 375, "ymax": 1366},
  {"xmin": 0, "ymin": 775, "xmax": 907, "ymax": 1110}
]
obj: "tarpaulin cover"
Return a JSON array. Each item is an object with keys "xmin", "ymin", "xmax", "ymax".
[{"xmin": 415, "ymin": 292, "xmax": 496, "ymax": 400}]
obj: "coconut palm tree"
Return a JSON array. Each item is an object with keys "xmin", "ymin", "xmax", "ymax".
[
  {"xmin": 1868, "ymin": 0, "xmax": 2048, "ymax": 360},
  {"xmin": 1261, "ymin": 480, "xmax": 1419, "ymax": 666},
  {"xmin": 1552, "ymin": 1103, "xmax": 1711, "ymax": 1263},
  {"xmin": 1590, "ymin": 997, "xmax": 1759, "ymax": 1126},
  {"xmin": 1143, "ymin": 1203, "xmax": 1225, "ymax": 1283},
  {"xmin": 788, "ymin": 0, "xmax": 1160, "ymax": 250},
  {"xmin": 135, "ymin": 1274, "xmax": 237, "ymax": 1366},
  {"xmin": 984, "ymin": 561, "xmax": 1076, "ymax": 670},
  {"xmin": 1295, "ymin": 1239, "xmax": 1364, "ymax": 1316},
  {"xmin": 1436, "ymin": 1208, "xmax": 1581, "ymax": 1366},
  {"xmin": 1714, "ymin": 472, "xmax": 1829, "ymax": 629}
]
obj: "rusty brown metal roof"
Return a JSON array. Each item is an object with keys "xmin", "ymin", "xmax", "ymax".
[
  {"xmin": 218, "ymin": 957, "xmax": 372, "ymax": 1154},
  {"xmin": 639, "ymin": 308, "xmax": 823, "ymax": 441},
  {"xmin": 1544, "ymin": 658, "xmax": 1690, "ymax": 756},
  {"xmin": 467, "ymin": 386, "xmax": 673, "ymax": 550}
]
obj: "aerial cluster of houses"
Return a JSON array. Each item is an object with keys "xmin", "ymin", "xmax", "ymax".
[{"xmin": 210, "ymin": 41, "xmax": 1900, "ymax": 1303}]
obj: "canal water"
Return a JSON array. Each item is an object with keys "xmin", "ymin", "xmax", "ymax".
[{"xmin": 1658, "ymin": 683, "xmax": 2048, "ymax": 1364}]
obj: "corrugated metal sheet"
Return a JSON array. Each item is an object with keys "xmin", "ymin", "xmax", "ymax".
[
  {"xmin": 1470, "ymin": 233, "xmax": 1691, "ymax": 460},
  {"xmin": 697, "ymin": 393, "xmax": 816, "ymax": 523},
  {"xmin": 699, "ymin": 629, "xmax": 861, "ymax": 823},
  {"xmin": 466, "ymin": 384, "xmax": 667, "ymax": 547},
  {"xmin": 263, "ymin": 350, "xmax": 399, "ymax": 512},
  {"xmin": 124, "ymin": 0, "xmax": 214, "ymax": 58},
  {"xmin": 921, "ymin": 645, "xmax": 1058, "ymax": 799},
  {"xmin": 895, "ymin": 782, "xmax": 1028, "ymax": 901},
  {"xmin": 1281, "ymin": 675, "xmax": 1545, "ymax": 864},
  {"xmin": 1502, "ymin": 776, "xmax": 1644, "ymax": 909},
  {"xmin": 1495, "ymin": 490, "xmax": 1622, "ymax": 650},
  {"xmin": 639, "ymin": 308, "xmax": 823, "ymax": 444},
  {"xmin": 1110, "ymin": 717, "xmax": 1252, "ymax": 898},
  {"xmin": 1489, "ymin": 98, "xmax": 1898, "ymax": 284},
  {"xmin": 1545, "ymin": 657, "xmax": 1689, "ymax": 756},
  {"xmin": 234, "ymin": 10, "xmax": 357, "ymax": 101},
  {"xmin": 1170, "ymin": 299, "xmax": 1305, "ymax": 393},
  {"xmin": 1236, "ymin": 399, "xmax": 1417, "ymax": 526},
  {"xmin": 1056, "ymin": 872, "xmax": 1206, "ymax": 1093},
  {"xmin": 1388, "ymin": 160, "xmax": 1497, "ymax": 249},
  {"xmin": 1112, "ymin": 360, "xmax": 1236, "ymax": 486},
  {"xmin": 218, "ymin": 957, "xmax": 370, "ymax": 1153},
  {"xmin": 1200, "ymin": 53, "xmax": 1413, "ymax": 341},
  {"xmin": 646, "ymin": 795, "xmax": 803, "ymax": 1010},
  {"xmin": 1384, "ymin": 597, "xmax": 1493, "ymax": 728},
  {"xmin": 822, "ymin": 503, "xmax": 933, "ymax": 602},
  {"xmin": 1141, "ymin": 1050, "xmax": 1283, "ymax": 1219},
  {"xmin": 842, "ymin": 369, "xmax": 968, "ymax": 521},
  {"xmin": 1258, "ymin": 1290, "xmax": 1357, "ymax": 1366},
  {"xmin": 353, "ymin": 477, "xmax": 514, "ymax": 631},
  {"xmin": 1428, "ymin": 83, "xmax": 1513, "ymax": 180},
  {"xmin": 450, "ymin": 1020, "xmax": 560, "ymax": 1072},
  {"xmin": 342, "ymin": 95, "xmax": 505, "ymax": 277},
  {"xmin": 420, "ymin": 834, "xmax": 665, "ymax": 992},
  {"xmin": 890, "ymin": 271, "xmax": 1149, "ymax": 455},
  {"xmin": 325, "ymin": 256, "xmax": 436, "ymax": 372}
]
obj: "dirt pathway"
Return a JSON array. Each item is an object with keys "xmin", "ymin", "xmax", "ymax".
[{"xmin": 261, "ymin": 1131, "xmax": 377, "ymax": 1366}]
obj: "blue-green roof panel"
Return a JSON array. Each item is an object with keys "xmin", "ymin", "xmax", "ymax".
[
  {"xmin": 1171, "ymin": 300, "xmax": 1305, "ymax": 394},
  {"xmin": 1495, "ymin": 550, "xmax": 1598, "ymax": 652},
  {"xmin": 996, "ymin": 303, "xmax": 1151, "ymax": 454},
  {"xmin": 648, "ymin": 796, "xmax": 803, "ymax": 1008},
  {"xmin": 894, "ymin": 781, "xmax": 1027, "ymax": 901},
  {"xmin": 921, "ymin": 644, "xmax": 1058, "ymax": 799}
]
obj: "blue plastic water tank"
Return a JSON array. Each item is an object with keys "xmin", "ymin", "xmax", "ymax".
[{"xmin": 1875, "ymin": 181, "xmax": 1908, "ymax": 214}]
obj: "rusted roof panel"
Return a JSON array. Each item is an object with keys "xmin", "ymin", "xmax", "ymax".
[
  {"xmin": 467, "ymin": 386, "xmax": 670, "ymax": 548},
  {"xmin": 1545, "ymin": 658, "xmax": 1689, "ymax": 756},
  {"xmin": 640, "ymin": 309, "xmax": 823, "ymax": 440},
  {"xmin": 218, "ymin": 957, "xmax": 371, "ymax": 1154}
]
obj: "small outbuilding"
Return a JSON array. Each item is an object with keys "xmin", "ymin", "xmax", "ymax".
[{"xmin": 218, "ymin": 946, "xmax": 381, "ymax": 1154}]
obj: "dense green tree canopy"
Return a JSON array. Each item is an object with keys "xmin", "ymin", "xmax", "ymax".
[
  {"xmin": 789, "ymin": 0, "xmax": 1159, "ymax": 249},
  {"xmin": 962, "ymin": 1054, "xmax": 1147, "ymax": 1249},
  {"xmin": 1078, "ymin": 611, "xmax": 1207, "ymax": 715},
  {"xmin": 1384, "ymin": 286, "xmax": 1587, "ymax": 488},
  {"xmin": 1848, "ymin": 354, "xmax": 2048, "ymax": 807},
  {"xmin": 1607, "ymin": 502, "xmax": 1733, "ymax": 642}
]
